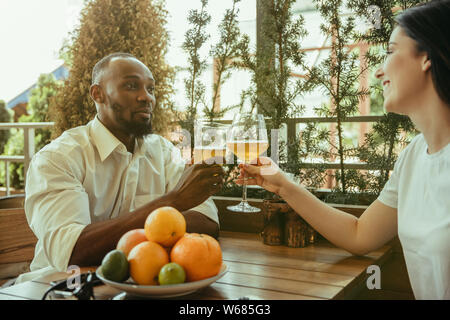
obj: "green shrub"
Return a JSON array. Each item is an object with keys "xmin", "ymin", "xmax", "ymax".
[
  {"xmin": 2, "ymin": 74, "xmax": 59, "ymax": 189},
  {"xmin": 0, "ymin": 100, "xmax": 11, "ymax": 155}
]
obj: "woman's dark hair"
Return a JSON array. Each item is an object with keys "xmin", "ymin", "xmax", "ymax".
[{"xmin": 396, "ymin": 0, "xmax": 450, "ymax": 107}]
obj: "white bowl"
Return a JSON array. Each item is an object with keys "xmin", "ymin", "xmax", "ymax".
[{"xmin": 96, "ymin": 263, "xmax": 228, "ymax": 298}]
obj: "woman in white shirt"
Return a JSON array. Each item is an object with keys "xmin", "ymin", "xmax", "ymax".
[{"xmin": 237, "ymin": 0, "xmax": 450, "ymax": 300}]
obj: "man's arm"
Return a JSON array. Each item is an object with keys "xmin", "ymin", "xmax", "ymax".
[
  {"xmin": 164, "ymin": 161, "xmax": 223, "ymax": 240},
  {"xmin": 69, "ymin": 194, "xmax": 174, "ymax": 267},
  {"xmin": 70, "ymin": 207, "xmax": 219, "ymax": 268},
  {"xmin": 182, "ymin": 210, "xmax": 220, "ymax": 239},
  {"xmin": 162, "ymin": 137, "xmax": 223, "ymax": 239},
  {"xmin": 70, "ymin": 164, "xmax": 224, "ymax": 267}
]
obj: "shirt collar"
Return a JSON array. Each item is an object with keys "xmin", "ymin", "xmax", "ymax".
[
  {"xmin": 90, "ymin": 116, "xmax": 121, "ymax": 161},
  {"xmin": 90, "ymin": 115, "xmax": 145, "ymax": 161}
]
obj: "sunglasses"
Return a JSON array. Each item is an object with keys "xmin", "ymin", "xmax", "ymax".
[{"xmin": 41, "ymin": 271, "xmax": 103, "ymax": 300}]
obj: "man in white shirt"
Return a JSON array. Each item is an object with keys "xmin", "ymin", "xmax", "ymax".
[{"xmin": 16, "ymin": 53, "xmax": 224, "ymax": 283}]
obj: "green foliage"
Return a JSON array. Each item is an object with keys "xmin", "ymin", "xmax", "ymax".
[
  {"xmin": 348, "ymin": 0, "xmax": 429, "ymax": 46},
  {"xmin": 58, "ymin": 38, "xmax": 74, "ymax": 69},
  {"xmin": 237, "ymin": 0, "xmax": 311, "ymax": 129},
  {"xmin": 39, "ymin": 0, "xmax": 422, "ymax": 205},
  {"xmin": 229, "ymin": 0, "xmax": 314, "ymax": 195},
  {"xmin": 175, "ymin": 0, "xmax": 245, "ymax": 155},
  {"xmin": 343, "ymin": 0, "xmax": 421, "ymax": 200},
  {"xmin": 269, "ymin": 0, "xmax": 420, "ymax": 203},
  {"xmin": 218, "ymin": 0, "xmax": 315, "ymax": 197},
  {"xmin": 176, "ymin": 0, "xmax": 211, "ymax": 151},
  {"xmin": 284, "ymin": 122, "xmax": 330, "ymax": 190},
  {"xmin": 302, "ymin": 0, "xmax": 372, "ymax": 195},
  {"xmin": 356, "ymin": 113, "xmax": 416, "ymax": 194},
  {"xmin": 50, "ymin": 0, "xmax": 175, "ymax": 138},
  {"xmin": 2, "ymin": 128, "xmax": 25, "ymax": 189},
  {"xmin": 23, "ymin": 74, "xmax": 58, "ymax": 148},
  {"xmin": 0, "ymin": 100, "xmax": 11, "ymax": 154},
  {"xmin": 2, "ymin": 74, "xmax": 60, "ymax": 189},
  {"xmin": 207, "ymin": 0, "xmax": 244, "ymax": 121}
]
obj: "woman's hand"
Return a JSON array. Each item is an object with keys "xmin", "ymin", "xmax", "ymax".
[{"xmin": 235, "ymin": 157, "xmax": 290, "ymax": 196}]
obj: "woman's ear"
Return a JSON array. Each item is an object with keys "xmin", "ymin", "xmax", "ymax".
[
  {"xmin": 422, "ymin": 55, "xmax": 432, "ymax": 72},
  {"xmin": 90, "ymin": 84, "xmax": 104, "ymax": 104}
]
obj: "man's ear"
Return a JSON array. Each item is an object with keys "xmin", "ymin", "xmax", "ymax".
[
  {"xmin": 422, "ymin": 54, "xmax": 432, "ymax": 72},
  {"xmin": 90, "ymin": 84, "xmax": 105, "ymax": 104}
]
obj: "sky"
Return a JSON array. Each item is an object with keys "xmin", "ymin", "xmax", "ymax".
[
  {"xmin": 0, "ymin": 0, "xmax": 256, "ymax": 103},
  {"xmin": 0, "ymin": 0, "xmax": 81, "ymax": 102}
]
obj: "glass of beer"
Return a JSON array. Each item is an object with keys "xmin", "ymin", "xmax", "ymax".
[
  {"xmin": 193, "ymin": 120, "xmax": 228, "ymax": 165},
  {"xmin": 226, "ymin": 112, "xmax": 268, "ymax": 213}
]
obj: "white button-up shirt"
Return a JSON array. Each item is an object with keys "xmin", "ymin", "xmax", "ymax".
[{"xmin": 16, "ymin": 116, "xmax": 218, "ymax": 283}]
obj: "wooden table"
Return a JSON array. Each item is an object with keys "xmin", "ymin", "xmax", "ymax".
[{"xmin": 0, "ymin": 231, "xmax": 392, "ymax": 300}]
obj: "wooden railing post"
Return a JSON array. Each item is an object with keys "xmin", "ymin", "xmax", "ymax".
[
  {"xmin": 23, "ymin": 127, "xmax": 35, "ymax": 185},
  {"xmin": 286, "ymin": 118, "xmax": 297, "ymax": 162},
  {"xmin": 5, "ymin": 161, "xmax": 9, "ymax": 196}
]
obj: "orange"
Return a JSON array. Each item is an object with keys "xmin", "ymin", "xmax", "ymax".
[
  {"xmin": 128, "ymin": 241, "xmax": 169, "ymax": 285},
  {"xmin": 116, "ymin": 229, "xmax": 147, "ymax": 258},
  {"xmin": 144, "ymin": 206, "xmax": 186, "ymax": 247},
  {"xmin": 170, "ymin": 233, "xmax": 222, "ymax": 282}
]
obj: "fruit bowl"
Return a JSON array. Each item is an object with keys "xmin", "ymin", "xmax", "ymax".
[{"xmin": 96, "ymin": 263, "xmax": 228, "ymax": 298}]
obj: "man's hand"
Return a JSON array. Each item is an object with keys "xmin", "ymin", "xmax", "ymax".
[{"xmin": 168, "ymin": 163, "xmax": 225, "ymax": 212}]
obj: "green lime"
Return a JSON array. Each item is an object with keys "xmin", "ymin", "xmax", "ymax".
[
  {"xmin": 158, "ymin": 262, "xmax": 186, "ymax": 285},
  {"xmin": 101, "ymin": 249, "xmax": 129, "ymax": 282}
]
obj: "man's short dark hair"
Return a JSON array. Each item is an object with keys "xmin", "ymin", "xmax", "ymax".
[{"xmin": 91, "ymin": 52, "xmax": 137, "ymax": 85}]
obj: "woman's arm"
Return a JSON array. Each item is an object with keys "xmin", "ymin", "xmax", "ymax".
[
  {"xmin": 238, "ymin": 158, "xmax": 398, "ymax": 255},
  {"xmin": 280, "ymin": 181, "xmax": 397, "ymax": 255}
]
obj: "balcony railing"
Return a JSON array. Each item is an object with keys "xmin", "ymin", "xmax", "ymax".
[
  {"xmin": 0, "ymin": 115, "xmax": 388, "ymax": 196},
  {"xmin": 210, "ymin": 115, "xmax": 387, "ymax": 170},
  {"xmin": 0, "ymin": 122, "xmax": 54, "ymax": 196}
]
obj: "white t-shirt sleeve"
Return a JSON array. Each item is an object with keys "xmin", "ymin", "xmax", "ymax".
[
  {"xmin": 377, "ymin": 147, "xmax": 408, "ymax": 209},
  {"xmin": 24, "ymin": 151, "xmax": 89, "ymax": 273},
  {"xmin": 378, "ymin": 160, "xmax": 400, "ymax": 209}
]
